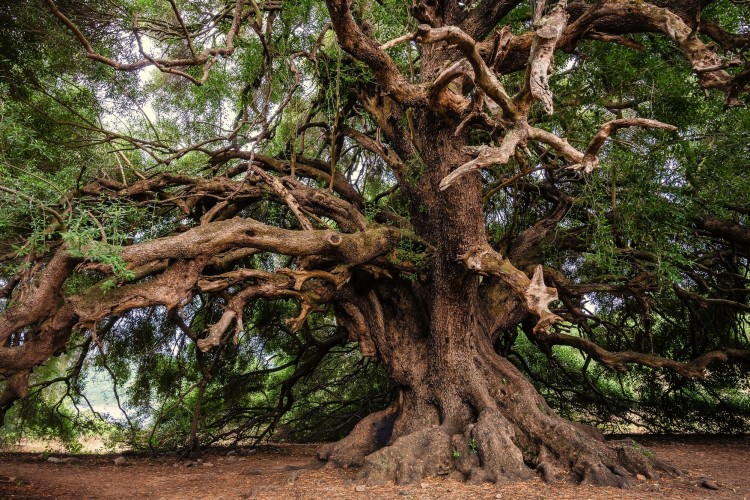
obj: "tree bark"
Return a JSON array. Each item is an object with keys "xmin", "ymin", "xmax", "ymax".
[
  {"xmin": 319, "ymin": 113, "xmax": 679, "ymax": 487},
  {"xmin": 322, "ymin": 278, "xmax": 680, "ymax": 485}
]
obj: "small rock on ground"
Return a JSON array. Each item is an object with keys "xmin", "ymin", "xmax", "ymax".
[
  {"xmin": 114, "ymin": 457, "xmax": 127, "ymax": 466},
  {"xmin": 47, "ymin": 457, "xmax": 78, "ymax": 465},
  {"xmin": 354, "ymin": 485, "xmax": 366, "ymax": 492},
  {"xmin": 701, "ymin": 479, "xmax": 720, "ymax": 490},
  {"xmin": 202, "ymin": 462, "xmax": 214, "ymax": 467}
]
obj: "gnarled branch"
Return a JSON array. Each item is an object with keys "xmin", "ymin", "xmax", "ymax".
[{"xmin": 462, "ymin": 244, "xmax": 561, "ymax": 333}]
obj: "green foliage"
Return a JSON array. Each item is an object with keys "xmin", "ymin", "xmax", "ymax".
[
  {"xmin": 510, "ymin": 330, "xmax": 750, "ymax": 434},
  {"xmin": 62, "ymin": 236, "xmax": 134, "ymax": 285},
  {"xmin": 395, "ymin": 238, "xmax": 426, "ymax": 269}
]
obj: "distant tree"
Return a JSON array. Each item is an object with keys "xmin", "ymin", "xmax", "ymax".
[{"xmin": 1, "ymin": 0, "xmax": 749, "ymax": 486}]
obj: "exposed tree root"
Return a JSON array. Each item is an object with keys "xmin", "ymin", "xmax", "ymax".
[
  {"xmin": 317, "ymin": 404, "xmax": 398, "ymax": 468},
  {"xmin": 318, "ymin": 351, "xmax": 681, "ymax": 488},
  {"xmin": 320, "ymin": 412, "xmax": 679, "ymax": 488},
  {"xmin": 358, "ymin": 428, "xmax": 454, "ymax": 485}
]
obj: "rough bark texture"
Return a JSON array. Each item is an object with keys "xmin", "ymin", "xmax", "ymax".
[
  {"xmin": 313, "ymin": 0, "xmax": 743, "ymax": 485},
  {"xmin": 317, "ymin": 113, "xmax": 680, "ymax": 486}
]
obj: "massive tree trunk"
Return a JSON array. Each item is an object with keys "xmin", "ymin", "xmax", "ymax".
[
  {"xmin": 316, "ymin": 10, "xmax": 688, "ymax": 477},
  {"xmin": 321, "ymin": 267, "xmax": 679, "ymax": 486},
  {"xmin": 319, "ymin": 116, "xmax": 678, "ymax": 486}
]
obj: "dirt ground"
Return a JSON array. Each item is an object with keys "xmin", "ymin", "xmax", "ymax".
[{"xmin": 1, "ymin": 436, "xmax": 748, "ymax": 499}]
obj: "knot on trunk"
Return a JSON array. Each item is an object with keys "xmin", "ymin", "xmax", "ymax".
[
  {"xmin": 460, "ymin": 246, "xmax": 492, "ymax": 273},
  {"xmin": 327, "ymin": 233, "xmax": 343, "ymax": 246}
]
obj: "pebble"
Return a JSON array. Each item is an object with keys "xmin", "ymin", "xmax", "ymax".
[
  {"xmin": 398, "ymin": 490, "xmax": 410, "ymax": 496},
  {"xmin": 203, "ymin": 462, "xmax": 214, "ymax": 467},
  {"xmin": 636, "ymin": 474, "xmax": 646, "ymax": 481},
  {"xmin": 226, "ymin": 450, "xmax": 237, "ymax": 457},
  {"xmin": 114, "ymin": 457, "xmax": 127, "ymax": 466},
  {"xmin": 354, "ymin": 485, "xmax": 366, "ymax": 492},
  {"xmin": 701, "ymin": 479, "xmax": 719, "ymax": 490},
  {"xmin": 495, "ymin": 495, "xmax": 503, "ymax": 499},
  {"xmin": 420, "ymin": 482, "xmax": 429, "ymax": 489},
  {"xmin": 47, "ymin": 457, "xmax": 63, "ymax": 464}
]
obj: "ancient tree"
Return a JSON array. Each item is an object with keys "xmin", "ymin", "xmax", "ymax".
[{"xmin": 2, "ymin": 0, "xmax": 750, "ymax": 487}]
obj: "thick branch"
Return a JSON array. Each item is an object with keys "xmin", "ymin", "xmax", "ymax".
[
  {"xmin": 440, "ymin": 123, "xmax": 527, "ymax": 191},
  {"xmin": 528, "ymin": 119, "xmax": 676, "ymax": 174},
  {"xmin": 324, "ymin": 0, "xmax": 428, "ymax": 107},
  {"xmin": 462, "ymin": 244, "xmax": 561, "ymax": 333},
  {"xmin": 527, "ymin": 126, "xmax": 584, "ymax": 163},
  {"xmin": 565, "ymin": 1, "xmax": 739, "ymax": 103},
  {"xmin": 416, "ymin": 24, "xmax": 517, "ymax": 117},
  {"xmin": 539, "ymin": 332, "xmax": 750, "ymax": 379},
  {"xmin": 0, "ymin": 247, "xmax": 78, "ymax": 345},
  {"xmin": 121, "ymin": 218, "xmax": 397, "ymax": 268}
]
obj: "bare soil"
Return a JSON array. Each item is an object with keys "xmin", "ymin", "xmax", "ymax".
[{"xmin": 1, "ymin": 436, "xmax": 748, "ymax": 499}]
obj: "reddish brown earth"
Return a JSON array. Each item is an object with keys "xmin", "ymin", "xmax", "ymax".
[{"xmin": 1, "ymin": 436, "xmax": 748, "ymax": 499}]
